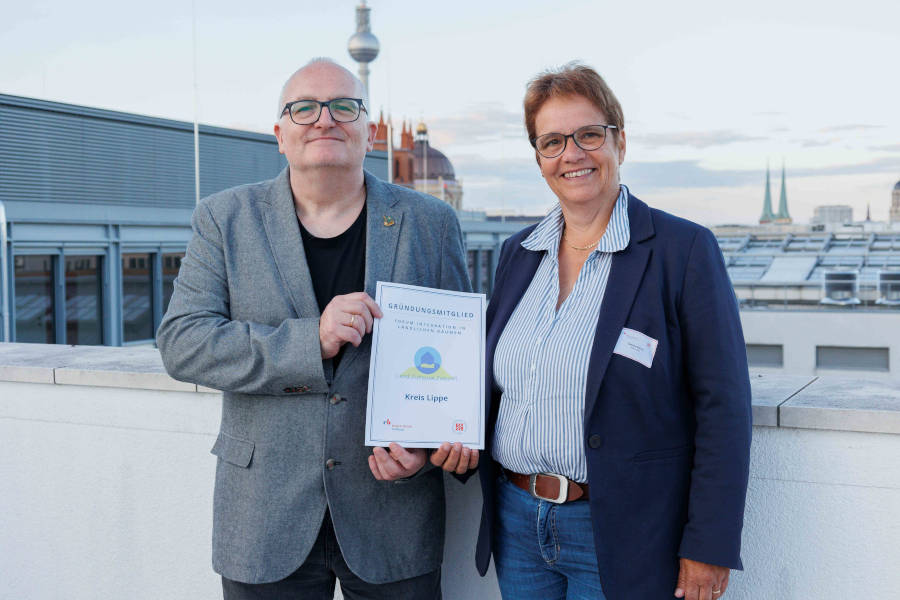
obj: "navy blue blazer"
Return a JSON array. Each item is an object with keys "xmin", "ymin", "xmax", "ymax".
[{"xmin": 475, "ymin": 193, "xmax": 752, "ymax": 599}]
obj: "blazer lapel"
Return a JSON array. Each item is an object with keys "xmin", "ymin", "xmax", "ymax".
[
  {"xmin": 484, "ymin": 241, "xmax": 541, "ymax": 436},
  {"xmin": 336, "ymin": 171, "xmax": 402, "ymax": 375},
  {"xmin": 583, "ymin": 194, "xmax": 655, "ymax": 420},
  {"xmin": 261, "ymin": 167, "xmax": 320, "ymax": 318},
  {"xmin": 362, "ymin": 171, "xmax": 402, "ymax": 297}
]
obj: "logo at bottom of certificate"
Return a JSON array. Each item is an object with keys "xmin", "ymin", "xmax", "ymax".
[
  {"xmin": 452, "ymin": 420, "xmax": 466, "ymax": 435},
  {"xmin": 383, "ymin": 418, "xmax": 413, "ymax": 432}
]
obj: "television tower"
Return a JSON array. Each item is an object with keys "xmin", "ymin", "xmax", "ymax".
[{"xmin": 347, "ymin": 1, "xmax": 379, "ymax": 99}]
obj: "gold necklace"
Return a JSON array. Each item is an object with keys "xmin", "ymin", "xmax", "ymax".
[{"xmin": 562, "ymin": 228, "xmax": 602, "ymax": 251}]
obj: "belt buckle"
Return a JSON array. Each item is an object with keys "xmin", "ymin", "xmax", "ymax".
[{"xmin": 528, "ymin": 472, "xmax": 568, "ymax": 504}]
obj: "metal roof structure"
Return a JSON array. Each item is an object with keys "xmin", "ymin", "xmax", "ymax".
[{"xmin": 717, "ymin": 230, "xmax": 900, "ymax": 307}]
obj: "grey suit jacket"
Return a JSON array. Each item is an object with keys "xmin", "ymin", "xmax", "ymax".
[{"xmin": 157, "ymin": 168, "xmax": 471, "ymax": 584}]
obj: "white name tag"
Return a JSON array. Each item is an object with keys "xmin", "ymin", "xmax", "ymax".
[{"xmin": 613, "ymin": 327, "xmax": 658, "ymax": 368}]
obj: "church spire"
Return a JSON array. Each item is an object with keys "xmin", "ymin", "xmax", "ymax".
[
  {"xmin": 760, "ymin": 163, "xmax": 775, "ymax": 224},
  {"xmin": 775, "ymin": 161, "xmax": 791, "ymax": 223}
]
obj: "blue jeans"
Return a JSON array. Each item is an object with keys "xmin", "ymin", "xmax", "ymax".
[{"xmin": 493, "ymin": 473, "xmax": 606, "ymax": 600}]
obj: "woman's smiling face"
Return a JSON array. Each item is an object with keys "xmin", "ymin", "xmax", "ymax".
[{"xmin": 533, "ymin": 94, "xmax": 626, "ymax": 209}]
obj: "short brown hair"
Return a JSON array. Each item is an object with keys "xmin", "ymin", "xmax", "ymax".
[{"xmin": 523, "ymin": 62, "xmax": 624, "ymax": 143}]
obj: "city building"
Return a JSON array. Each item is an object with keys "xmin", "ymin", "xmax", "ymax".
[
  {"xmin": 713, "ymin": 174, "xmax": 900, "ymax": 378},
  {"xmin": 0, "ymin": 93, "xmax": 388, "ymax": 345},
  {"xmin": 372, "ymin": 114, "xmax": 415, "ymax": 185},
  {"xmin": 0, "ymin": 93, "xmax": 503, "ymax": 346},
  {"xmin": 372, "ymin": 113, "xmax": 464, "ymax": 210},
  {"xmin": 892, "ymin": 178, "xmax": 900, "ymax": 223},
  {"xmin": 811, "ymin": 205, "xmax": 853, "ymax": 225},
  {"xmin": 411, "ymin": 121, "xmax": 464, "ymax": 210}
]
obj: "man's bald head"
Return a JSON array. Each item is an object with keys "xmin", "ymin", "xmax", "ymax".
[{"xmin": 277, "ymin": 58, "xmax": 368, "ymax": 120}]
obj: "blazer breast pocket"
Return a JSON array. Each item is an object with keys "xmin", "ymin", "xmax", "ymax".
[{"xmin": 211, "ymin": 431, "xmax": 255, "ymax": 468}]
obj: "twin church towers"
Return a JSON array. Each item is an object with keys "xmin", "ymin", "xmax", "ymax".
[{"xmin": 759, "ymin": 164, "xmax": 792, "ymax": 225}]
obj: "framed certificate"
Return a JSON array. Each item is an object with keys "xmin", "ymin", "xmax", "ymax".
[{"xmin": 365, "ymin": 281, "xmax": 486, "ymax": 449}]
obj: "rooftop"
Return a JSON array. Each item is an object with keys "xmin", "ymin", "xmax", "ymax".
[{"xmin": 1, "ymin": 342, "xmax": 898, "ymax": 598}]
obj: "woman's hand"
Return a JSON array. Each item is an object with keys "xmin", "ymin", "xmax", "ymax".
[
  {"xmin": 430, "ymin": 442, "xmax": 479, "ymax": 474},
  {"xmin": 368, "ymin": 443, "xmax": 427, "ymax": 480},
  {"xmin": 674, "ymin": 558, "xmax": 730, "ymax": 599}
]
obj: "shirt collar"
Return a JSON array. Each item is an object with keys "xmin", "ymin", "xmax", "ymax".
[{"xmin": 522, "ymin": 185, "xmax": 631, "ymax": 258}]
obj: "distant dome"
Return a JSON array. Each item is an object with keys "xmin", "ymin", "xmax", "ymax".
[
  {"xmin": 416, "ymin": 121, "xmax": 427, "ymax": 135},
  {"xmin": 413, "ymin": 141, "xmax": 456, "ymax": 181},
  {"xmin": 894, "ymin": 179, "xmax": 900, "ymax": 191}
]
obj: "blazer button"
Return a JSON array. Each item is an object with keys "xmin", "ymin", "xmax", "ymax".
[
  {"xmin": 329, "ymin": 394, "xmax": 344, "ymax": 405},
  {"xmin": 588, "ymin": 435, "xmax": 603, "ymax": 449},
  {"xmin": 325, "ymin": 458, "xmax": 340, "ymax": 470}
]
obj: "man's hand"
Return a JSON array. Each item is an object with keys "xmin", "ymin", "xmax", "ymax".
[
  {"xmin": 368, "ymin": 443, "xmax": 427, "ymax": 481},
  {"xmin": 319, "ymin": 292, "xmax": 382, "ymax": 359},
  {"xmin": 430, "ymin": 442, "xmax": 479, "ymax": 474},
  {"xmin": 674, "ymin": 558, "xmax": 730, "ymax": 600}
]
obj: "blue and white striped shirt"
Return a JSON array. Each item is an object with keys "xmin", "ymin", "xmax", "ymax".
[{"xmin": 492, "ymin": 186, "xmax": 631, "ymax": 482}]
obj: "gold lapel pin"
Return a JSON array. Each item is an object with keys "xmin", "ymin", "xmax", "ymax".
[{"xmin": 383, "ymin": 215, "xmax": 395, "ymax": 227}]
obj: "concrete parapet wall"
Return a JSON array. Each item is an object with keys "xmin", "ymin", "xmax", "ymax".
[
  {"xmin": 0, "ymin": 343, "xmax": 898, "ymax": 599},
  {"xmin": 741, "ymin": 309, "xmax": 900, "ymax": 379}
]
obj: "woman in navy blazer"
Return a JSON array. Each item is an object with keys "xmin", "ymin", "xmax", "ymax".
[{"xmin": 435, "ymin": 63, "xmax": 752, "ymax": 600}]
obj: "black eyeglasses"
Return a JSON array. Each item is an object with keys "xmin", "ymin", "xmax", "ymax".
[
  {"xmin": 281, "ymin": 98, "xmax": 367, "ymax": 125},
  {"xmin": 530, "ymin": 124, "xmax": 618, "ymax": 158}
]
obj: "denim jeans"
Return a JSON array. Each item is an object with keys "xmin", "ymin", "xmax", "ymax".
[{"xmin": 492, "ymin": 473, "xmax": 606, "ymax": 600}]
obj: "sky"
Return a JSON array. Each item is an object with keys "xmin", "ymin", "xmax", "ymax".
[{"xmin": 2, "ymin": 0, "xmax": 899, "ymax": 225}]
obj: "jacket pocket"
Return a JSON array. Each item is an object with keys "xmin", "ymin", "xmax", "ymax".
[
  {"xmin": 632, "ymin": 444, "xmax": 692, "ymax": 463},
  {"xmin": 210, "ymin": 431, "xmax": 255, "ymax": 468}
]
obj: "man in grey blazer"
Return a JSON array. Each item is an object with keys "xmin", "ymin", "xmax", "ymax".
[{"xmin": 157, "ymin": 58, "xmax": 473, "ymax": 599}]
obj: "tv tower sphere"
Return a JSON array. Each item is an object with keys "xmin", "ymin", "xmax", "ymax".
[{"xmin": 347, "ymin": 1, "xmax": 379, "ymax": 97}]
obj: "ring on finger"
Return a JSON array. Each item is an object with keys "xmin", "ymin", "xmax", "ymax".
[{"xmin": 346, "ymin": 314, "xmax": 356, "ymax": 328}]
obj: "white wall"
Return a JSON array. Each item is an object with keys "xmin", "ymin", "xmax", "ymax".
[
  {"xmin": 2, "ymin": 376, "xmax": 899, "ymax": 599},
  {"xmin": 0, "ymin": 382, "xmax": 221, "ymax": 598},
  {"xmin": 741, "ymin": 310, "xmax": 900, "ymax": 378},
  {"xmin": 733, "ymin": 427, "xmax": 900, "ymax": 598}
]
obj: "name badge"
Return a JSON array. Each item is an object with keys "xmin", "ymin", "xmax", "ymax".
[{"xmin": 613, "ymin": 327, "xmax": 658, "ymax": 368}]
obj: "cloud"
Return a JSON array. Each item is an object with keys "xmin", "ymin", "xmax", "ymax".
[
  {"xmin": 792, "ymin": 138, "xmax": 836, "ymax": 148},
  {"xmin": 451, "ymin": 154, "xmax": 554, "ymax": 213},
  {"xmin": 631, "ymin": 130, "xmax": 766, "ymax": 149},
  {"xmin": 870, "ymin": 143, "xmax": 900, "ymax": 152},
  {"xmin": 623, "ymin": 156, "xmax": 900, "ymax": 191},
  {"xmin": 451, "ymin": 151, "xmax": 900, "ymax": 213},
  {"xmin": 622, "ymin": 161, "xmax": 759, "ymax": 190},
  {"xmin": 425, "ymin": 103, "xmax": 526, "ymax": 147},
  {"xmin": 789, "ymin": 156, "xmax": 900, "ymax": 178},
  {"xmin": 819, "ymin": 124, "xmax": 884, "ymax": 132}
]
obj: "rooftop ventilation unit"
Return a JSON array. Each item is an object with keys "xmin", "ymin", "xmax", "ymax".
[
  {"xmin": 820, "ymin": 270, "xmax": 860, "ymax": 305},
  {"xmin": 876, "ymin": 270, "xmax": 900, "ymax": 305}
]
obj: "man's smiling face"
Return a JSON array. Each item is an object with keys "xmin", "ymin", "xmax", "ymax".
[{"xmin": 274, "ymin": 62, "xmax": 377, "ymax": 173}]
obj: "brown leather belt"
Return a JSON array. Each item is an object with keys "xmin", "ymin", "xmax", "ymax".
[{"xmin": 504, "ymin": 469, "xmax": 589, "ymax": 503}]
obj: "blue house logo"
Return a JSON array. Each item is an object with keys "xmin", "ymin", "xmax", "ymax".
[
  {"xmin": 414, "ymin": 347, "xmax": 442, "ymax": 374},
  {"xmin": 399, "ymin": 346, "xmax": 454, "ymax": 379}
]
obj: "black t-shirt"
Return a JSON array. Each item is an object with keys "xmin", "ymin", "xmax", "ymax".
[{"xmin": 299, "ymin": 204, "xmax": 367, "ymax": 370}]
